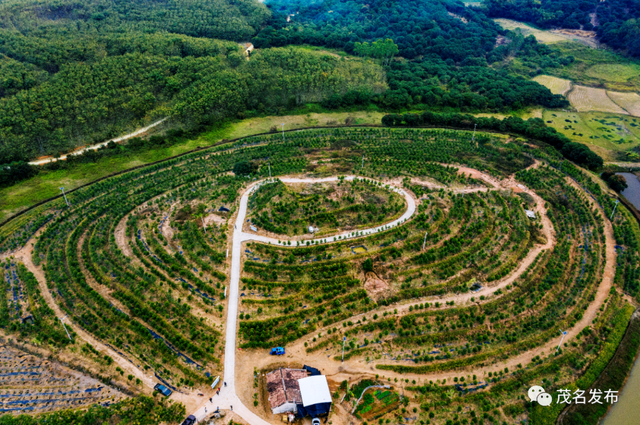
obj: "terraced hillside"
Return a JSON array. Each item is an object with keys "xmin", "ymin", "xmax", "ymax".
[{"xmin": 0, "ymin": 127, "xmax": 638, "ymax": 425}]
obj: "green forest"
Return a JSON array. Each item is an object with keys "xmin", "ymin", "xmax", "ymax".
[
  {"xmin": 257, "ymin": 0, "xmax": 570, "ymax": 111},
  {"xmin": 0, "ymin": 0, "xmax": 383, "ymax": 164}
]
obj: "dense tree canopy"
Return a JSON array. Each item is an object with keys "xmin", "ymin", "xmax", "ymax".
[
  {"xmin": 0, "ymin": 31, "xmax": 383, "ymax": 163},
  {"xmin": 0, "ymin": 0, "xmax": 271, "ymax": 41},
  {"xmin": 254, "ymin": 0, "xmax": 569, "ymax": 112}
]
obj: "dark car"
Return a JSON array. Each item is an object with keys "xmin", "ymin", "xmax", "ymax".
[
  {"xmin": 181, "ymin": 415, "xmax": 197, "ymax": 425},
  {"xmin": 153, "ymin": 383, "xmax": 172, "ymax": 397}
]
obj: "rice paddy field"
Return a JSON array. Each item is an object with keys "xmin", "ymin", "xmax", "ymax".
[
  {"xmin": 607, "ymin": 92, "xmax": 640, "ymax": 117},
  {"xmin": 534, "ymin": 75, "xmax": 640, "ymax": 119}
]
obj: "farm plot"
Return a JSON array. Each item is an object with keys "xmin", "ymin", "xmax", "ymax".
[
  {"xmin": 607, "ymin": 91, "xmax": 640, "ymax": 117},
  {"xmin": 246, "ymin": 178, "xmax": 404, "ymax": 238},
  {"xmin": 0, "ymin": 345, "xmax": 125, "ymax": 415},
  {"xmin": 568, "ymin": 85, "xmax": 628, "ymax": 114},
  {"xmin": 0, "ymin": 126, "xmax": 637, "ymax": 425},
  {"xmin": 1, "ymin": 261, "xmax": 74, "ymax": 346},
  {"xmin": 532, "ymin": 75, "xmax": 572, "ymax": 95},
  {"xmin": 542, "ymin": 110, "xmax": 640, "ymax": 161},
  {"xmin": 354, "ymin": 386, "xmax": 400, "ymax": 420}
]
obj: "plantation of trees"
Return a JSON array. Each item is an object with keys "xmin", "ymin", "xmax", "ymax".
[
  {"xmin": 0, "ymin": 125, "xmax": 638, "ymax": 424},
  {"xmin": 247, "ymin": 178, "xmax": 404, "ymax": 236}
]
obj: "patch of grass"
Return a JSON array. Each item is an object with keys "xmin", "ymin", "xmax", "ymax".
[
  {"xmin": 493, "ymin": 19, "xmax": 570, "ymax": 44},
  {"xmin": 546, "ymin": 43, "xmax": 640, "ymax": 92},
  {"xmin": 532, "ymin": 75, "xmax": 572, "ymax": 95},
  {"xmin": 542, "ymin": 110, "xmax": 640, "ymax": 161},
  {"xmin": 586, "ymin": 63, "xmax": 640, "ymax": 83}
]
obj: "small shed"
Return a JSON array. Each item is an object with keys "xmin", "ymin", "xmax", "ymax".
[
  {"xmin": 296, "ymin": 375, "xmax": 332, "ymax": 418},
  {"xmin": 525, "ymin": 209, "xmax": 536, "ymax": 219},
  {"xmin": 219, "ymin": 206, "xmax": 230, "ymax": 213}
]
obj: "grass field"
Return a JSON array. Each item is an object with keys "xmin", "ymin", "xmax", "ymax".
[
  {"xmin": 546, "ymin": 43, "xmax": 640, "ymax": 92},
  {"xmin": 533, "ymin": 75, "xmax": 572, "ymax": 95},
  {"xmin": 568, "ymin": 85, "xmax": 628, "ymax": 114},
  {"xmin": 542, "ymin": 110, "xmax": 640, "ymax": 161},
  {"xmin": 586, "ymin": 63, "xmax": 640, "ymax": 83},
  {"xmin": 607, "ymin": 91, "xmax": 640, "ymax": 117},
  {"xmin": 493, "ymin": 19, "xmax": 571, "ymax": 44}
]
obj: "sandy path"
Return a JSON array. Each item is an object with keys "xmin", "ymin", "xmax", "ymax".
[{"xmin": 29, "ymin": 118, "xmax": 167, "ymax": 166}]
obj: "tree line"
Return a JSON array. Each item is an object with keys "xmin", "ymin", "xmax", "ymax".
[{"xmin": 381, "ymin": 111, "xmax": 603, "ymax": 169}]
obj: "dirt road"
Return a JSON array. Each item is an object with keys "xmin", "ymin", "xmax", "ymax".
[{"xmin": 29, "ymin": 118, "xmax": 167, "ymax": 166}]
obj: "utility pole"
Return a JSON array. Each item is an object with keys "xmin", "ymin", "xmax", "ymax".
[
  {"xmin": 342, "ymin": 336, "xmax": 346, "ymax": 363},
  {"xmin": 472, "ymin": 124, "xmax": 477, "ymax": 144},
  {"xmin": 60, "ymin": 187, "xmax": 70, "ymax": 207},
  {"xmin": 60, "ymin": 315, "xmax": 72, "ymax": 341},
  {"xmin": 556, "ymin": 330, "xmax": 567, "ymax": 352},
  {"xmin": 422, "ymin": 231, "xmax": 428, "ymax": 251},
  {"xmin": 281, "ymin": 123, "xmax": 285, "ymax": 142},
  {"xmin": 610, "ymin": 199, "xmax": 619, "ymax": 220}
]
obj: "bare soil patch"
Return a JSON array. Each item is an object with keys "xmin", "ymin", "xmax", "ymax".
[{"xmin": 364, "ymin": 271, "xmax": 390, "ymax": 300}]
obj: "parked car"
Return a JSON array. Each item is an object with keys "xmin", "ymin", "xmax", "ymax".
[
  {"xmin": 270, "ymin": 347, "xmax": 285, "ymax": 355},
  {"xmin": 153, "ymin": 383, "xmax": 172, "ymax": 397},
  {"xmin": 312, "ymin": 418, "xmax": 321, "ymax": 425},
  {"xmin": 181, "ymin": 415, "xmax": 197, "ymax": 425}
]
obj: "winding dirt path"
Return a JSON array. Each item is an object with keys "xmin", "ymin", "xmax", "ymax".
[{"xmin": 1, "ymin": 243, "xmax": 156, "ymax": 392}]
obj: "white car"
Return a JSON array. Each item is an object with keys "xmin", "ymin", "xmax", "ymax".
[{"xmin": 312, "ymin": 419, "xmax": 321, "ymax": 425}]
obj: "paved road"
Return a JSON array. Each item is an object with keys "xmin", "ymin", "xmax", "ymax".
[{"xmin": 189, "ymin": 176, "xmax": 415, "ymax": 424}]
